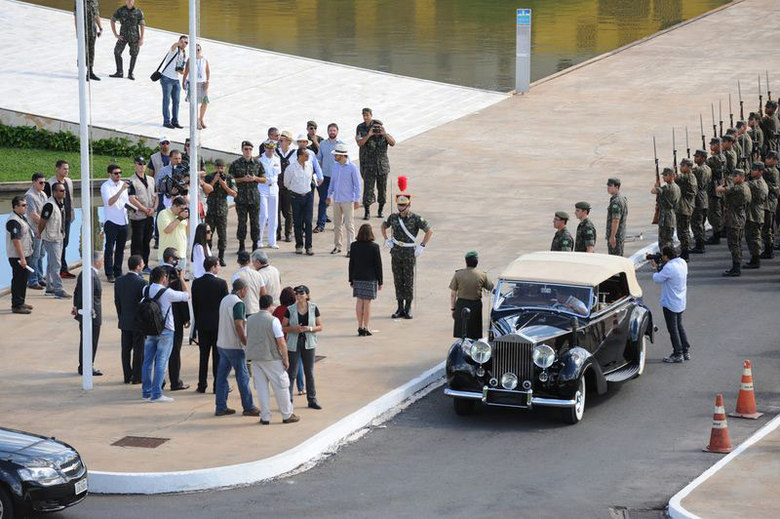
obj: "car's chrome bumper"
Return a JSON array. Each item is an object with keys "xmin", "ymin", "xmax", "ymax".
[{"xmin": 444, "ymin": 388, "xmax": 576, "ymax": 408}]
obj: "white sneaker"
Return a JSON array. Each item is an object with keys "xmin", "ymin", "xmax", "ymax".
[
  {"xmin": 257, "ymin": 242, "xmax": 265, "ymax": 249},
  {"xmin": 269, "ymin": 244, "xmax": 279, "ymax": 249},
  {"xmin": 142, "ymin": 396, "xmax": 151, "ymax": 402},
  {"xmin": 151, "ymin": 395, "xmax": 174, "ymax": 403}
]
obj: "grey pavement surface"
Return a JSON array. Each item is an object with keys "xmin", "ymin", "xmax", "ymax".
[{"xmin": 50, "ymin": 244, "xmax": 780, "ymax": 519}]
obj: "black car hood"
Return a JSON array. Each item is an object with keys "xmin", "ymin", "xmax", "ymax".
[
  {"xmin": 0, "ymin": 427, "xmax": 74, "ymax": 462},
  {"xmin": 495, "ymin": 310, "xmax": 574, "ymax": 341}
]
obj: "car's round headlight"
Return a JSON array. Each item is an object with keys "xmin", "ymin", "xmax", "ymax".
[
  {"xmin": 501, "ymin": 372, "xmax": 518, "ymax": 390},
  {"xmin": 469, "ymin": 340, "xmax": 492, "ymax": 364},
  {"xmin": 532, "ymin": 343, "xmax": 556, "ymax": 369}
]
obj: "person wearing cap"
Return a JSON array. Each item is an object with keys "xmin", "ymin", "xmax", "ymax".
[
  {"xmin": 282, "ymin": 285, "xmax": 323, "ymax": 410},
  {"xmin": 606, "ymin": 177, "xmax": 628, "ymax": 256},
  {"xmin": 706, "ymin": 138, "xmax": 727, "ymax": 245},
  {"xmin": 720, "ymin": 134, "xmax": 738, "ymax": 177},
  {"xmin": 690, "ymin": 150, "xmax": 712, "ymax": 254},
  {"xmin": 327, "ymin": 143, "xmax": 362, "ymax": 255},
  {"xmin": 128, "ymin": 156, "xmax": 157, "ymax": 271},
  {"xmin": 276, "ymin": 131, "xmax": 297, "ymax": 243},
  {"xmin": 716, "ymin": 169, "xmax": 751, "ymax": 277},
  {"xmin": 763, "ymin": 151, "xmax": 779, "ymax": 256},
  {"xmin": 675, "ymin": 158, "xmax": 698, "ymax": 261},
  {"xmin": 258, "ymin": 140, "xmax": 282, "ymax": 249},
  {"xmin": 743, "ymin": 162, "xmax": 768, "ymax": 269},
  {"xmin": 230, "ymin": 140, "xmax": 266, "ymax": 254},
  {"xmin": 759, "ymin": 100, "xmax": 778, "ymax": 155},
  {"xmin": 651, "ymin": 167, "xmax": 680, "ymax": 253},
  {"xmin": 306, "ymin": 121, "xmax": 323, "ymax": 154},
  {"xmin": 381, "ymin": 193, "xmax": 433, "ymax": 319},
  {"xmin": 356, "ymin": 107, "xmax": 396, "ymax": 220},
  {"xmin": 550, "ymin": 212, "xmax": 574, "ymax": 252},
  {"xmin": 315, "ymin": 123, "xmax": 344, "ymax": 232},
  {"xmin": 284, "ymin": 148, "xmax": 318, "ymax": 255},
  {"xmin": 574, "ymin": 202, "xmax": 596, "ymax": 253},
  {"xmin": 747, "ymin": 112, "xmax": 765, "ymax": 157},
  {"xmin": 449, "ymin": 251, "xmax": 493, "ymax": 340},
  {"xmin": 204, "ymin": 158, "xmax": 236, "ymax": 266}
]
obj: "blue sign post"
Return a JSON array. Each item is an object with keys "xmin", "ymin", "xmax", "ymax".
[{"xmin": 516, "ymin": 8, "xmax": 531, "ymax": 93}]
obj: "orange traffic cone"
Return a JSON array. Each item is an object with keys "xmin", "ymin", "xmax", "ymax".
[
  {"xmin": 704, "ymin": 394, "xmax": 732, "ymax": 453},
  {"xmin": 729, "ymin": 360, "xmax": 763, "ymax": 420}
]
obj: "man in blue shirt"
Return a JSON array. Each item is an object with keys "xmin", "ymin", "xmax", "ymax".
[
  {"xmin": 651, "ymin": 246, "xmax": 691, "ymax": 363},
  {"xmin": 315, "ymin": 123, "xmax": 344, "ymax": 232},
  {"xmin": 327, "ymin": 144, "xmax": 362, "ymax": 256}
]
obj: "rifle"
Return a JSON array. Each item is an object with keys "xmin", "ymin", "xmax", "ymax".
[
  {"xmin": 685, "ymin": 126, "xmax": 690, "ymax": 159},
  {"xmin": 711, "ymin": 104, "xmax": 717, "ymax": 139},
  {"xmin": 758, "ymin": 74, "xmax": 763, "ymax": 115},
  {"xmin": 767, "ymin": 70, "xmax": 772, "ymax": 102},
  {"xmin": 738, "ymin": 80, "xmax": 745, "ymax": 120},
  {"xmin": 672, "ymin": 128, "xmax": 678, "ymax": 174},
  {"xmin": 719, "ymin": 99, "xmax": 724, "ymax": 137},
  {"xmin": 728, "ymin": 93, "xmax": 734, "ymax": 128},
  {"xmin": 652, "ymin": 136, "xmax": 660, "ymax": 225},
  {"xmin": 700, "ymin": 113, "xmax": 706, "ymax": 149}
]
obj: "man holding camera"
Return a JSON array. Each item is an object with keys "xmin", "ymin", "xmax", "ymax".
[
  {"xmin": 157, "ymin": 150, "xmax": 186, "ymax": 208},
  {"xmin": 230, "ymin": 141, "xmax": 266, "ymax": 254},
  {"xmin": 204, "ymin": 159, "xmax": 236, "ymax": 266},
  {"xmin": 159, "ymin": 247, "xmax": 190, "ymax": 391},
  {"xmin": 356, "ymin": 108, "xmax": 395, "ymax": 220},
  {"xmin": 101, "ymin": 164, "xmax": 130, "ymax": 283},
  {"xmin": 159, "ymin": 35, "xmax": 188, "ymax": 129},
  {"xmin": 650, "ymin": 247, "xmax": 691, "ymax": 364},
  {"xmin": 157, "ymin": 197, "xmax": 189, "ymax": 271}
]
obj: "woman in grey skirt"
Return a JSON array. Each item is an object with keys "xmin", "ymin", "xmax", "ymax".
[{"xmin": 348, "ymin": 224, "xmax": 383, "ymax": 336}]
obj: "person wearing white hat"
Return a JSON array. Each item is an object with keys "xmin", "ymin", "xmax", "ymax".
[
  {"xmin": 326, "ymin": 144, "xmax": 362, "ymax": 255},
  {"xmin": 258, "ymin": 140, "xmax": 282, "ymax": 249},
  {"xmin": 295, "ymin": 133, "xmax": 324, "ymax": 187}
]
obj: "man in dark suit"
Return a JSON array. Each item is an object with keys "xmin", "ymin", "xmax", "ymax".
[
  {"xmin": 191, "ymin": 255, "xmax": 228, "ymax": 393},
  {"xmin": 161, "ymin": 247, "xmax": 190, "ymax": 390},
  {"xmin": 73, "ymin": 252, "xmax": 103, "ymax": 376},
  {"xmin": 114, "ymin": 254, "xmax": 147, "ymax": 384}
]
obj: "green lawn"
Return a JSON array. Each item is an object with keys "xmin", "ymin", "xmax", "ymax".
[{"xmin": 0, "ymin": 148, "xmax": 136, "ymax": 182}]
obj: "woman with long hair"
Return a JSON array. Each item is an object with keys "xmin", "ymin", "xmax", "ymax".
[
  {"xmin": 349, "ymin": 223, "xmax": 382, "ymax": 335},
  {"xmin": 191, "ymin": 222, "xmax": 212, "ymax": 279}
]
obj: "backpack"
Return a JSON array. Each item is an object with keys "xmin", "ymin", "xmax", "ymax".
[{"xmin": 135, "ymin": 286, "xmax": 169, "ymax": 336}]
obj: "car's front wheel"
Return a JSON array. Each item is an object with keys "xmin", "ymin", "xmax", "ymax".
[
  {"xmin": 0, "ymin": 484, "xmax": 14, "ymax": 519},
  {"xmin": 561, "ymin": 375, "xmax": 586, "ymax": 425},
  {"xmin": 453, "ymin": 398, "xmax": 477, "ymax": 416}
]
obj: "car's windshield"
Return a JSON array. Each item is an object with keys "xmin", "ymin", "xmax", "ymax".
[{"xmin": 493, "ymin": 280, "xmax": 593, "ymax": 317}]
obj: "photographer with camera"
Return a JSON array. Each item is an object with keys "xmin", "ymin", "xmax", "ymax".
[
  {"xmin": 100, "ymin": 164, "xmax": 131, "ymax": 282},
  {"xmin": 157, "ymin": 197, "xmax": 190, "ymax": 272},
  {"xmin": 356, "ymin": 107, "xmax": 396, "ymax": 220},
  {"xmin": 649, "ymin": 246, "xmax": 692, "ymax": 364},
  {"xmin": 158, "ymin": 35, "xmax": 188, "ymax": 129},
  {"xmin": 204, "ymin": 159, "xmax": 236, "ymax": 266}
]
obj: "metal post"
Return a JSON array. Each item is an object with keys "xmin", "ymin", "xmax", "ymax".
[
  {"xmin": 75, "ymin": 0, "xmax": 93, "ymax": 390},
  {"xmin": 515, "ymin": 9, "xmax": 531, "ymax": 94},
  {"xmin": 188, "ymin": 0, "xmax": 199, "ymax": 274}
]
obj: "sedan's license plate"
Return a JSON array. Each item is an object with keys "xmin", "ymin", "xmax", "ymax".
[{"xmin": 74, "ymin": 477, "xmax": 88, "ymax": 495}]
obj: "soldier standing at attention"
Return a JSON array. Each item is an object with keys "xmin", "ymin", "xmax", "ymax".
[
  {"xmin": 574, "ymin": 202, "xmax": 596, "ymax": 253},
  {"xmin": 356, "ymin": 108, "xmax": 396, "ymax": 220},
  {"xmin": 747, "ymin": 113, "xmax": 765, "ymax": 159},
  {"xmin": 651, "ymin": 168, "xmax": 681, "ymax": 253},
  {"xmin": 606, "ymin": 178, "xmax": 628, "ymax": 256},
  {"xmin": 550, "ymin": 212, "xmax": 574, "ymax": 251},
  {"xmin": 706, "ymin": 138, "xmax": 726, "ymax": 245},
  {"xmin": 721, "ymin": 135, "xmax": 738, "ymax": 177},
  {"xmin": 204, "ymin": 159, "xmax": 237, "ymax": 266},
  {"xmin": 717, "ymin": 169, "xmax": 751, "ymax": 277},
  {"xmin": 109, "ymin": 0, "xmax": 145, "ymax": 80},
  {"xmin": 449, "ymin": 251, "xmax": 493, "ymax": 340},
  {"xmin": 762, "ymin": 151, "xmax": 779, "ymax": 257},
  {"xmin": 74, "ymin": 0, "xmax": 103, "ymax": 81},
  {"xmin": 675, "ymin": 159, "xmax": 698, "ymax": 261},
  {"xmin": 381, "ymin": 194, "xmax": 432, "ymax": 320},
  {"xmin": 759, "ymin": 101, "xmax": 779, "ymax": 155},
  {"xmin": 736, "ymin": 122, "xmax": 753, "ymax": 164},
  {"xmin": 743, "ymin": 163, "xmax": 768, "ymax": 269},
  {"xmin": 690, "ymin": 150, "xmax": 712, "ymax": 254},
  {"xmin": 230, "ymin": 141, "xmax": 265, "ymax": 254}
]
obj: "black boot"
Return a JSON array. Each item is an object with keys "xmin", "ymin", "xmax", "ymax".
[
  {"xmin": 218, "ymin": 252, "xmax": 226, "ymax": 267},
  {"xmin": 377, "ymin": 204, "xmax": 384, "ymax": 219},
  {"xmin": 391, "ymin": 300, "xmax": 405, "ymax": 319},
  {"xmin": 680, "ymin": 248, "xmax": 690, "ymax": 262},
  {"xmin": 127, "ymin": 56, "xmax": 137, "ymax": 80},
  {"xmin": 760, "ymin": 246, "xmax": 774, "ymax": 259},
  {"xmin": 705, "ymin": 231, "xmax": 720, "ymax": 245},
  {"xmin": 690, "ymin": 239, "xmax": 705, "ymax": 254},
  {"xmin": 109, "ymin": 54, "xmax": 123, "ymax": 77},
  {"xmin": 363, "ymin": 207, "xmax": 370, "ymax": 220},
  {"xmin": 403, "ymin": 300, "xmax": 413, "ymax": 319},
  {"xmin": 88, "ymin": 69, "xmax": 100, "ymax": 81},
  {"xmin": 722, "ymin": 262, "xmax": 741, "ymax": 277},
  {"xmin": 252, "ymin": 241, "xmax": 258, "ymax": 252},
  {"xmin": 743, "ymin": 255, "xmax": 760, "ymax": 269},
  {"xmin": 237, "ymin": 241, "xmax": 245, "ymax": 254}
]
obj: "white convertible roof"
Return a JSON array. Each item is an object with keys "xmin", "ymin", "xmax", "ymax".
[{"xmin": 499, "ymin": 252, "xmax": 642, "ymax": 297}]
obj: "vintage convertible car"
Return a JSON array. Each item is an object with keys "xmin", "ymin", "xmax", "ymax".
[{"xmin": 444, "ymin": 252, "xmax": 654, "ymax": 424}]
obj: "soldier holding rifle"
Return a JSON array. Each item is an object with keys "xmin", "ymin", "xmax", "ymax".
[
  {"xmin": 690, "ymin": 150, "xmax": 712, "ymax": 254},
  {"xmin": 651, "ymin": 168, "xmax": 680, "ymax": 253}
]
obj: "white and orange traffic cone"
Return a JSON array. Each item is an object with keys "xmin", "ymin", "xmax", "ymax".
[
  {"xmin": 704, "ymin": 394, "xmax": 732, "ymax": 453},
  {"xmin": 729, "ymin": 360, "xmax": 763, "ymax": 420}
]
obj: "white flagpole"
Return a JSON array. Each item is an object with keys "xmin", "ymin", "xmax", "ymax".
[
  {"xmin": 187, "ymin": 0, "xmax": 199, "ymax": 276},
  {"xmin": 75, "ymin": 0, "xmax": 93, "ymax": 390}
]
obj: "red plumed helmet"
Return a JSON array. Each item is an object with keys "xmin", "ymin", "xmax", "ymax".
[{"xmin": 397, "ymin": 175, "xmax": 408, "ymax": 192}]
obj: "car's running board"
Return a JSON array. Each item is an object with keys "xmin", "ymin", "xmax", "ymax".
[{"xmin": 604, "ymin": 363, "xmax": 640, "ymax": 382}]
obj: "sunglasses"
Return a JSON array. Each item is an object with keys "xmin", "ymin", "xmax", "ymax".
[
  {"xmin": 161, "ymin": 141, "xmax": 170, "ymax": 145},
  {"xmin": 111, "ymin": 171, "xmax": 122, "ymax": 175},
  {"xmin": 242, "ymin": 147, "xmax": 253, "ymax": 151},
  {"xmin": 36, "ymin": 181, "xmax": 46, "ymax": 185}
]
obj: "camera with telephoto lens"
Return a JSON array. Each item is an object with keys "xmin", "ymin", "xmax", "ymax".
[
  {"xmin": 372, "ymin": 124, "xmax": 382, "ymax": 134},
  {"xmin": 645, "ymin": 252, "xmax": 663, "ymax": 263}
]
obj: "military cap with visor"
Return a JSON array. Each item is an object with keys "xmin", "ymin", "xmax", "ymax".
[
  {"xmin": 606, "ymin": 177, "xmax": 621, "ymax": 187},
  {"xmin": 554, "ymin": 211, "xmax": 570, "ymax": 221}
]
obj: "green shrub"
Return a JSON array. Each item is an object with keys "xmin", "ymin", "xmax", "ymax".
[{"xmin": 0, "ymin": 123, "xmax": 157, "ymax": 157}]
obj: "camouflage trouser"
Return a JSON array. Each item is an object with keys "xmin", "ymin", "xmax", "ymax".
[
  {"xmin": 691, "ymin": 207, "xmax": 707, "ymax": 242},
  {"xmin": 390, "ymin": 248, "xmax": 415, "ymax": 301},
  {"xmin": 762, "ymin": 209, "xmax": 776, "ymax": 251},
  {"xmin": 86, "ymin": 29, "xmax": 96, "ymax": 68},
  {"xmin": 114, "ymin": 38, "xmax": 141, "ymax": 58},
  {"xmin": 205, "ymin": 208, "xmax": 228, "ymax": 255},
  {"xmin": 708, "ymin": 194, "xmax": 723, "ymax": 233},
  {"xmin": 745, "ymin": 221, "xmax": 763, "ymax": 257},
  {"xmin": 607, "ymin": 236, "xmax": 624, "ymax": 256},
  {"xmin": 676, "ymin": 213, "xmax": 692, "ymax": 251},
  {"xmin": 726, "ymin": 226, "xmax": 744, "ymax": 264},
  {"xmin": 235, "ymin": 203, "xmax": 259, "ymax": 245},
  {"xmin": 363, "ymin": 173, "xmax": 388, "ymax": 208},
  {"xmin": 658, "ymin": 226, "xmax": 675, "ymax": 253}
]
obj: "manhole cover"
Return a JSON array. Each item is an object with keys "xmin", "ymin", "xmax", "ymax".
[{"xmin": 112, "ymin": 436, "xmax": 169, "ymax": 449}]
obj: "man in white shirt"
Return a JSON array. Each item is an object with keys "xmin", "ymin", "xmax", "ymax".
[
  {"xmin": 231, "ymin": 251, "xmax": 266, "ymax": 316},
  {"xmin": 101, "ymin": 164, "xmax": 131, "ymax": 283},
  {"xmin": 284, "ymin": 148, "xmax": 318, "ymax": 255},
  {"xmin": 258, "ymin": 140, "xmax": 282, "ymax": 249},
  {"xmin": 159, "ymin": 35, "xmax": 188, "ymax": 129},
  {"xmin": 651, "ymin": 246, "xmax": 692, "ymax": 364},
  {"xmin": 252, "ymin": 250, "xmax": 281, "ymax": 303}
]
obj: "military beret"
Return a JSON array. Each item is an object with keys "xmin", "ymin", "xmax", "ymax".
[
  {"xmin": 607, "ymin": 177, "xmax": 621, "ymax": 187},
  {"xmin": 465, "ymin": 251, "xmax": 478, "ymax": 259},
  {"xmin": 751, "ymin": 162, "xmax": 765, "ymax": 171},
  {"xmin": 766, "ymin": 151, "xmax": 778, "ymax": 160},
  {"xmin": 709, "ymin": 137, "xmax": 721, "ymax": 145},
  {"xmin": 241, "ymin": 140, "xmax": 253, "ymax": 149},
  {"xmin": 662, "ymin": 167, "xmax": 675, "ymax": 176},
  {"xmin": 694, "ymin": 149, "xmax": 708, "ymax": 157},
  {"xmin": 396, "ymin": 194, "xmax": 411, "ymax": 205},
  {"xmin": 766, "ymin": 100, "xmax": 778, "ymax": 108},
  {"xmin": 721, "ymin": 134, "xmax": 735, "ymax": 142},
  {"xmin": 733, "ymin": 168, "xmax": 746, "ymax": 176},
  {"xmin": 554, "ymin": 211, "xmax": 569, "ymax": 221},
  {"xmin": 214, "ymin": 158, "xmax": 226, "ymax": 167},
  {"xmin": 575, "ymin": 201, "xmax": 591, "ymax": 211},
  {"xmin": 680, "ymin": 158, "xmax": 693, "ymax": 166}
]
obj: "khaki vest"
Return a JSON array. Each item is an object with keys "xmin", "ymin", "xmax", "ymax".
[
  {"xmin": 286, "ymin": 302, "xmax": 318, "ymax": 352},
  {"xmin": 41, "ymin": 197, "xmax": 64, "ymax": 243},
  {"xmin": 6, "ymin": 212, "xmax": 34, "ymax": 259},
  {"xmin": 217, "ymin": 294, "xmax": 244, "ymax": 350},
  {"xmin": 245, "ymin": 311, "xmax": 282, "ymax": 362},
  {"xmin": 129, "ymin": 173, "xmax": 156, "ymax": 221}
]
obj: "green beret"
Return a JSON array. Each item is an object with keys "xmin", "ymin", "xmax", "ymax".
[
  {"xmin": 214, "ymin": 158, "xmax": 226, "ymax": 167},
  {"xmin": 607, "ymin": 177, "xmax": 621, "ymax": 187},
  {"xmin": 555, "ymin": 211, "xmax": 569, "ymax": 221},
  {"xmin": 721, "ymin": 134, "xmax": 735, "ymax": 142},
  {"xmin": 574, "ymin": 201, "xmax": 591, "ymax": 211},
  {"xmin": 465, "ymin": 251, "xmax": 478, "ymax": 259}
]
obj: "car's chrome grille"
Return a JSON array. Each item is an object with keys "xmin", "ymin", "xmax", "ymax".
[
  {"xmin": 60, "ymin": 456, "xmax": 86, "ymax": 480},
  {"xmin": 492, "ymin": 336, "xmax": 534, "ymax": 385}
]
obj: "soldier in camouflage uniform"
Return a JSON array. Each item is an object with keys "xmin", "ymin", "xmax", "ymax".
[
  {"xmin": 74, "ymin": 0, "xmax": 103, "ymax": 81},
  {"xmin": 690, "ymin": 150, "xmax": 712, "ymax": 254},
  {"xmin": 230, "ymin": 141, "xmax": 265, "ymax": 253},
  {"xmin": 748, "ymin": 113, "xmax": 765, "ymax": 160},
  {"xmin": 606, "ymin": 177, "xmax": 628, "ymax": 256},
  {"xmin": 736, "ymin": 122, "xmax": 753, "ymax": 166},
  {"xmin": 109, "ymin": 0, "xmax": 145, "ymax": 80},
  {"xmin": 204, "ymin": 159, "xmax": 237, "ymax": 266},
  {"xmin": 574, "ymin": 201, "xmax": 596, "ymax": 252},
  {"xmin": 762, "ymin": 151, "xmax": 779, "ymax": 257},
  {"xmin": 651, "ymin": 168, "xmax": 680, "ymax": 253},
  {"xmin": 717, "ymin": 169, "xmax": 751, "ymax": 277},
  {"xmin": 726, "ymin": 128, "xmax": 741, "ymax": 159},
  {"xmin": 759, "ymin": 101, "xmax": 779, "ymax": 156},
  {"xmin": 356, "ymin": 108, "xmax": 396, "ymax": 220},
  {"xmin": 381, "ymin": 194, "xmax": 433, "ymax": 320},
  {"xmin": 721, "ymin": 134, "xmax": 738, "ymax": 177},
  {"xmin": 706, "ymin": 138, "xmax": 727, "ymax": 244},
  {"xmin": 743, "ymin": 162, "xmax": 768, "ymax": 269},
  {"xmin": 674, "ymin": 158, "xmax": 698, "ymax": 260},
  {"xmin": 550, "ymin": 211, "xmax": 574, "ymax": 251}
]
